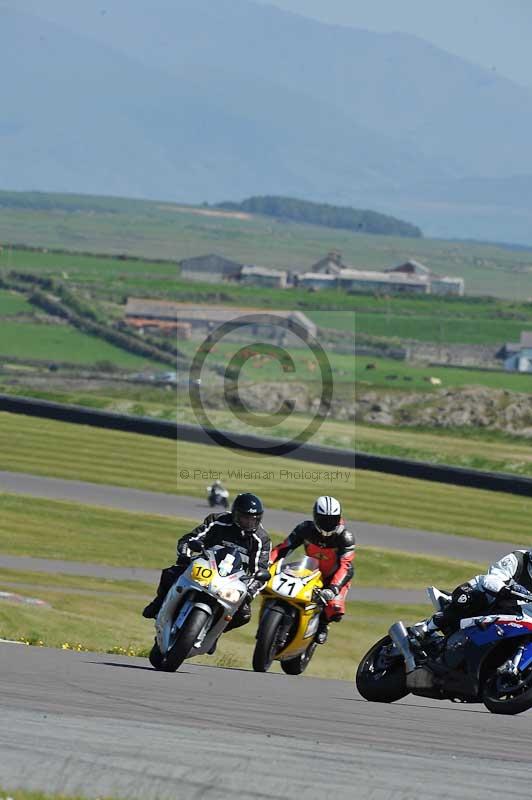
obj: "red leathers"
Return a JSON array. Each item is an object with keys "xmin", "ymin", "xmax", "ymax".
[{"xmin": 270, "ymin": 519, "xmax": 355, "ymax": 621}]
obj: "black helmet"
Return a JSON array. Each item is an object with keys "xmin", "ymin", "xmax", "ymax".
[
  {"xmin": 313, "ymin": 495, "xmax": 342, "ymax": 537},
  {"xmin": 232, "ymin": 492, "xmax": 264, "ymax": 533}
]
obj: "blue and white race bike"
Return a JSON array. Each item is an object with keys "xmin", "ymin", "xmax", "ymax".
[{"xmin": 356, "ymin": 585, "xmax": 532, "ymax": 714}]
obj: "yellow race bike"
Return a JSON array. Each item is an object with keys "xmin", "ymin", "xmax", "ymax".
[{"xmin": 252, "ymin": 555, "xmax": 324, "ymax": 674}]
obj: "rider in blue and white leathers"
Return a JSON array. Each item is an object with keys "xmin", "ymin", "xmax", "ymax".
[{"xmin": 417, "ymin": 548, "xmax": 532, "ymax": 638}]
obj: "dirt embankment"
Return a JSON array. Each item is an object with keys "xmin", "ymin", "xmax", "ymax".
[{"xmin": 210, "ymin": 382, "xmax": 532, "ymax": 437}]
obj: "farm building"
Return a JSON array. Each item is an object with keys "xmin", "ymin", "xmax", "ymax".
[
  {"xmin": 240, "ymin": 265, "xmax": 288, "ymax": 288},
  {"xmin": 124, "ymin": 298, "xmax": 192, "ymax": 338},
  {"xmin": 172, "ymin": 304, "xmax": 317, "ymax": 342},
  {"xmin": 125, "ymin": 299, "xmax": 316, "ymax": 343},
  {"xmin": 337, "ymin": 269, "xmax": 428, "ymax": 294},
  {"xmin": 386, "ymin": 260, "xmax": 465, "ymax": 296},
  {"xmin": 310, "ymin": 250, "xmax": 345, "ymax": 275},
  {"xmin": 299, "ymin": 252, "xmax": 464, "ymax": 295},
  {"xmin": 180, "ymin": 254, "xmax": 243, "ymax": 283},
  {"xmin": 503, "ymin": 331, "xmax": 532, "ymax": 372},
  {"xmin": 297, "ymin": 272, "xmax": 338, "ymax": 290}
]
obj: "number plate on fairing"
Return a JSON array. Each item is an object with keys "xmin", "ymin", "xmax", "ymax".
[{"xmin": 272, "ymin": 574, "xmax": 304, "ymax": 597}]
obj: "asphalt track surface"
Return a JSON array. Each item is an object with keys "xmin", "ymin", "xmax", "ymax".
[
  {"xmin": 2, "ymin": 472, "xmax": 532, "ymax": 798},
  {"xmin": 1, "ymin": 642, "xmax": 532, "ymax": 800}
]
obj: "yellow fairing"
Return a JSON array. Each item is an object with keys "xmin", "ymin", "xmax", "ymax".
[{"xmin": 259, "ymin": 559, "xmax": 324, "ymax": 661}]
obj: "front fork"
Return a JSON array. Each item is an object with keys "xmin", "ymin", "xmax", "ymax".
[{"xmin": 257, "ymin": 600, "xmax": 295, "ymax": 647}]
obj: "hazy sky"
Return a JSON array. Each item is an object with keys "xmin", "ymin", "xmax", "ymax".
[{"xmin": 272, "ymin": 0, "xmax": 532, "ymax": 88}]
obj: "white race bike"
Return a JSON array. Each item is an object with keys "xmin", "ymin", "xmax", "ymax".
[{"xmin": 149, "ymin": 544, "xmax": 266, "ymax": 672}]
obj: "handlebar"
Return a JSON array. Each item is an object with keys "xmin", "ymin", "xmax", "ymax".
[{"xmin": 509, "ymin": 588, "xmax": 532, "ymax": 603}]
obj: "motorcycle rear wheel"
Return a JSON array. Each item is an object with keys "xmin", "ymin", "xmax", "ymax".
[
  {"xmin": 281, "ymin": 642, "xmax": 317, "ymax": 675},
  {"xmin": 253, "ymin": 609, "xmax": 284, "ymax": 673},
  {"xmin": 162, "ymin": 607, "xmax": 210, "ymax": 673},
  {"xmin": 483, "ymin": 668, "xmax": 532, "ymax": 715},
  {"xmin": 356, "ymin": 635, "xmax": 409, "ymax": 703}
]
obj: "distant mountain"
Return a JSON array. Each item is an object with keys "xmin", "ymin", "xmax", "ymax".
[{"xmin": 3, "ymin": 0, "xmax": 532, "ymax": 243}]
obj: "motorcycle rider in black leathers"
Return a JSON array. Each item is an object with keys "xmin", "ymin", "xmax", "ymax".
[
  {"xmin": 414, "ymin": 548, "xmax": 532, "ymax": 640},
  {"xmin": 142, "ymin": 493, "xmax": 271, "ymax": 633}
]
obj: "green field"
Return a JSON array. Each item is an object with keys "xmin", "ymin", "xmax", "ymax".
[
  {"xmin": 0, "ymin": 321, "xmax": 160, "ymax": 368},
  {"xmin": 1, "ymin": 412, "xmax": 532, "ymax": 544},
  {"xmin": 3, "ymin": 191, "xmax": 532, "ymax": 299},
  {"xmin": 353, "ymin": 355, "xmax": 532, "ymax": 391},
  {"xmin": 0, "ymin": 289, "xmax": 33, "ymax": 315},
  {"xmin": 312, "ymin": 308, "xmax": 532, "ymax": 345},
  {"xmin": 177, "ymin": 337, "xmax": 354, "ymax": 384},
  {"xmin": 4, "ymin": 246, "xmax": 532, "ymax": 349}
]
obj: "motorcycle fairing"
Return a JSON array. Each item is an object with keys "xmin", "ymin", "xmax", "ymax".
[{"xmin": 435, "ymin": 615, "xmax": 532, "ymax": 699}]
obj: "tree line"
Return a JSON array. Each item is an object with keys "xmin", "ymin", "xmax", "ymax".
[{"xmin": 216, "ymin": 196, "xmax": 422, "ymax": 238}]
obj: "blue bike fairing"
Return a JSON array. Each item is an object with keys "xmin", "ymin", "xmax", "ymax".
[{"xmin": 465, "ymin": 617, "xmax": 532, "ymax": 647}]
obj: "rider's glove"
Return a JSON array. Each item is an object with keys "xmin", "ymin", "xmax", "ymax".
[
  {"xmin": 497, "ymin": 583, "xmax": 515, "ymax": 600},
  {"xmin": 246, "ymin": 580, "xmax": 261, "ymax": 601},
  {"xmin": 315, "ymin": 586, "xmax": 339, "ymax": 605},
  {"xmin": 187, "ymin": 540, "xmax": 205, "ymax": 554}
]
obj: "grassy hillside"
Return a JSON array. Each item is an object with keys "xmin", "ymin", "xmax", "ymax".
[
  {"xmin": 2, "ymin": 191, "xmax": 532, "ymax": 298},
  {"xmin": 0, "ymin": 321, "xmax": 161, "ymax": 368}
]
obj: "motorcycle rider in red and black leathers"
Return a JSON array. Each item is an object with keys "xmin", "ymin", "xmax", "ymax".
[
  {"xmin": 142, "ymin": 493, "xmax": 271, "ymax": 635},
  {"xmin": 270, "ymin": 495, "xmax": 355, "ymax": 645}
]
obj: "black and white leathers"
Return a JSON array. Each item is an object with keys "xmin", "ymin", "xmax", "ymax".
[{"xmin": 178, "ymin": 512, "xmax": 271, "ymax": 597}]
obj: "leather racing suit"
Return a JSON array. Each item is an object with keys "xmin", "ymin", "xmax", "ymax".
[
  {"xmin": 270, "ymin": 520, "xmax": 355, "ymax": 622},
  {"xmin": 433, "ymin": 549, "xmax": 532, "ymax": 633},
  {"xmin": 148, "ymin": 512, "xmax": 271, "ymax": 629}
]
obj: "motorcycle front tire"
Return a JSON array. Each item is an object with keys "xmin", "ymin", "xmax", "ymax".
[
  {"xmin": 162, "ymin": 607, "xmax": 210, "ymax": 673},
  {"xmin": 483, "ymin": 668, "xmax": 532, "ymax": 715},
  {"xmin": 252, "ymin": 609, "xmax": 284, "ymax": 673},
  {"xmin": 149, "ymin": 639, "xmax": 164, "ymax": 669},
  {"xmin": 356, "ymin": 635, "xmax": 409, "ymax": 703}
]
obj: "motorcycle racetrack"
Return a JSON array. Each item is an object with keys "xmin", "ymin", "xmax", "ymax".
[
  {"xmin": 1, "ymin": 641, "xmax": 532, "ymax": 799},
  {"xmin": 2, "ymin": 469, "xmax": 532, "ymax": 798}
]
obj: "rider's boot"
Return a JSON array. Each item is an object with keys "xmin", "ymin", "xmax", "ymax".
[
  {"xmin": 142, "ymin": 574, "xmax": 168, "ymax": 619},
  {"xmin": 316, "ymin": 615, "xmax": 329, "ymax": 645},
  {"xmin": 142, "ymin": 596, "xmax": 164, "ymax": 619}
]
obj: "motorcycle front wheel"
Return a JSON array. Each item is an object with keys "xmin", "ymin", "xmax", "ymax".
[
  {"xmin": 162, "ymin": 607, "xmax": 210, "ymax": 673},
  {"xmin": 356, "ymin": 635, "xmax": 409, "ymax": 703},
  {"xmin": 483, "ymin": 667, "xmax": 532, "ymax": 715},
  {"xmin": 252, "ymin": 609, "xmax": 284, "ymax": 673},
  {"xmin": 149, "ymin": 639, "xmax": 164, "ymax": 670}
]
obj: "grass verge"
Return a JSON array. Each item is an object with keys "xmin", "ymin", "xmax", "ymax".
[
  {"xmin": 0, "ymin": 571, "xmax": 428, "ymax": 680},
  {"xmin": 1, "ymin": 413, "xmax": 532, "ymax": 544}
]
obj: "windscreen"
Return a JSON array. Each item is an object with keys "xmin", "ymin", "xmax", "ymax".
[
  {"xmin": 284, "ymin": 556, "xmax": 320, "ymax": 574},
  {"xmin": 213, "ymin": 546, "xmax": 244, "ymax": 576}
]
